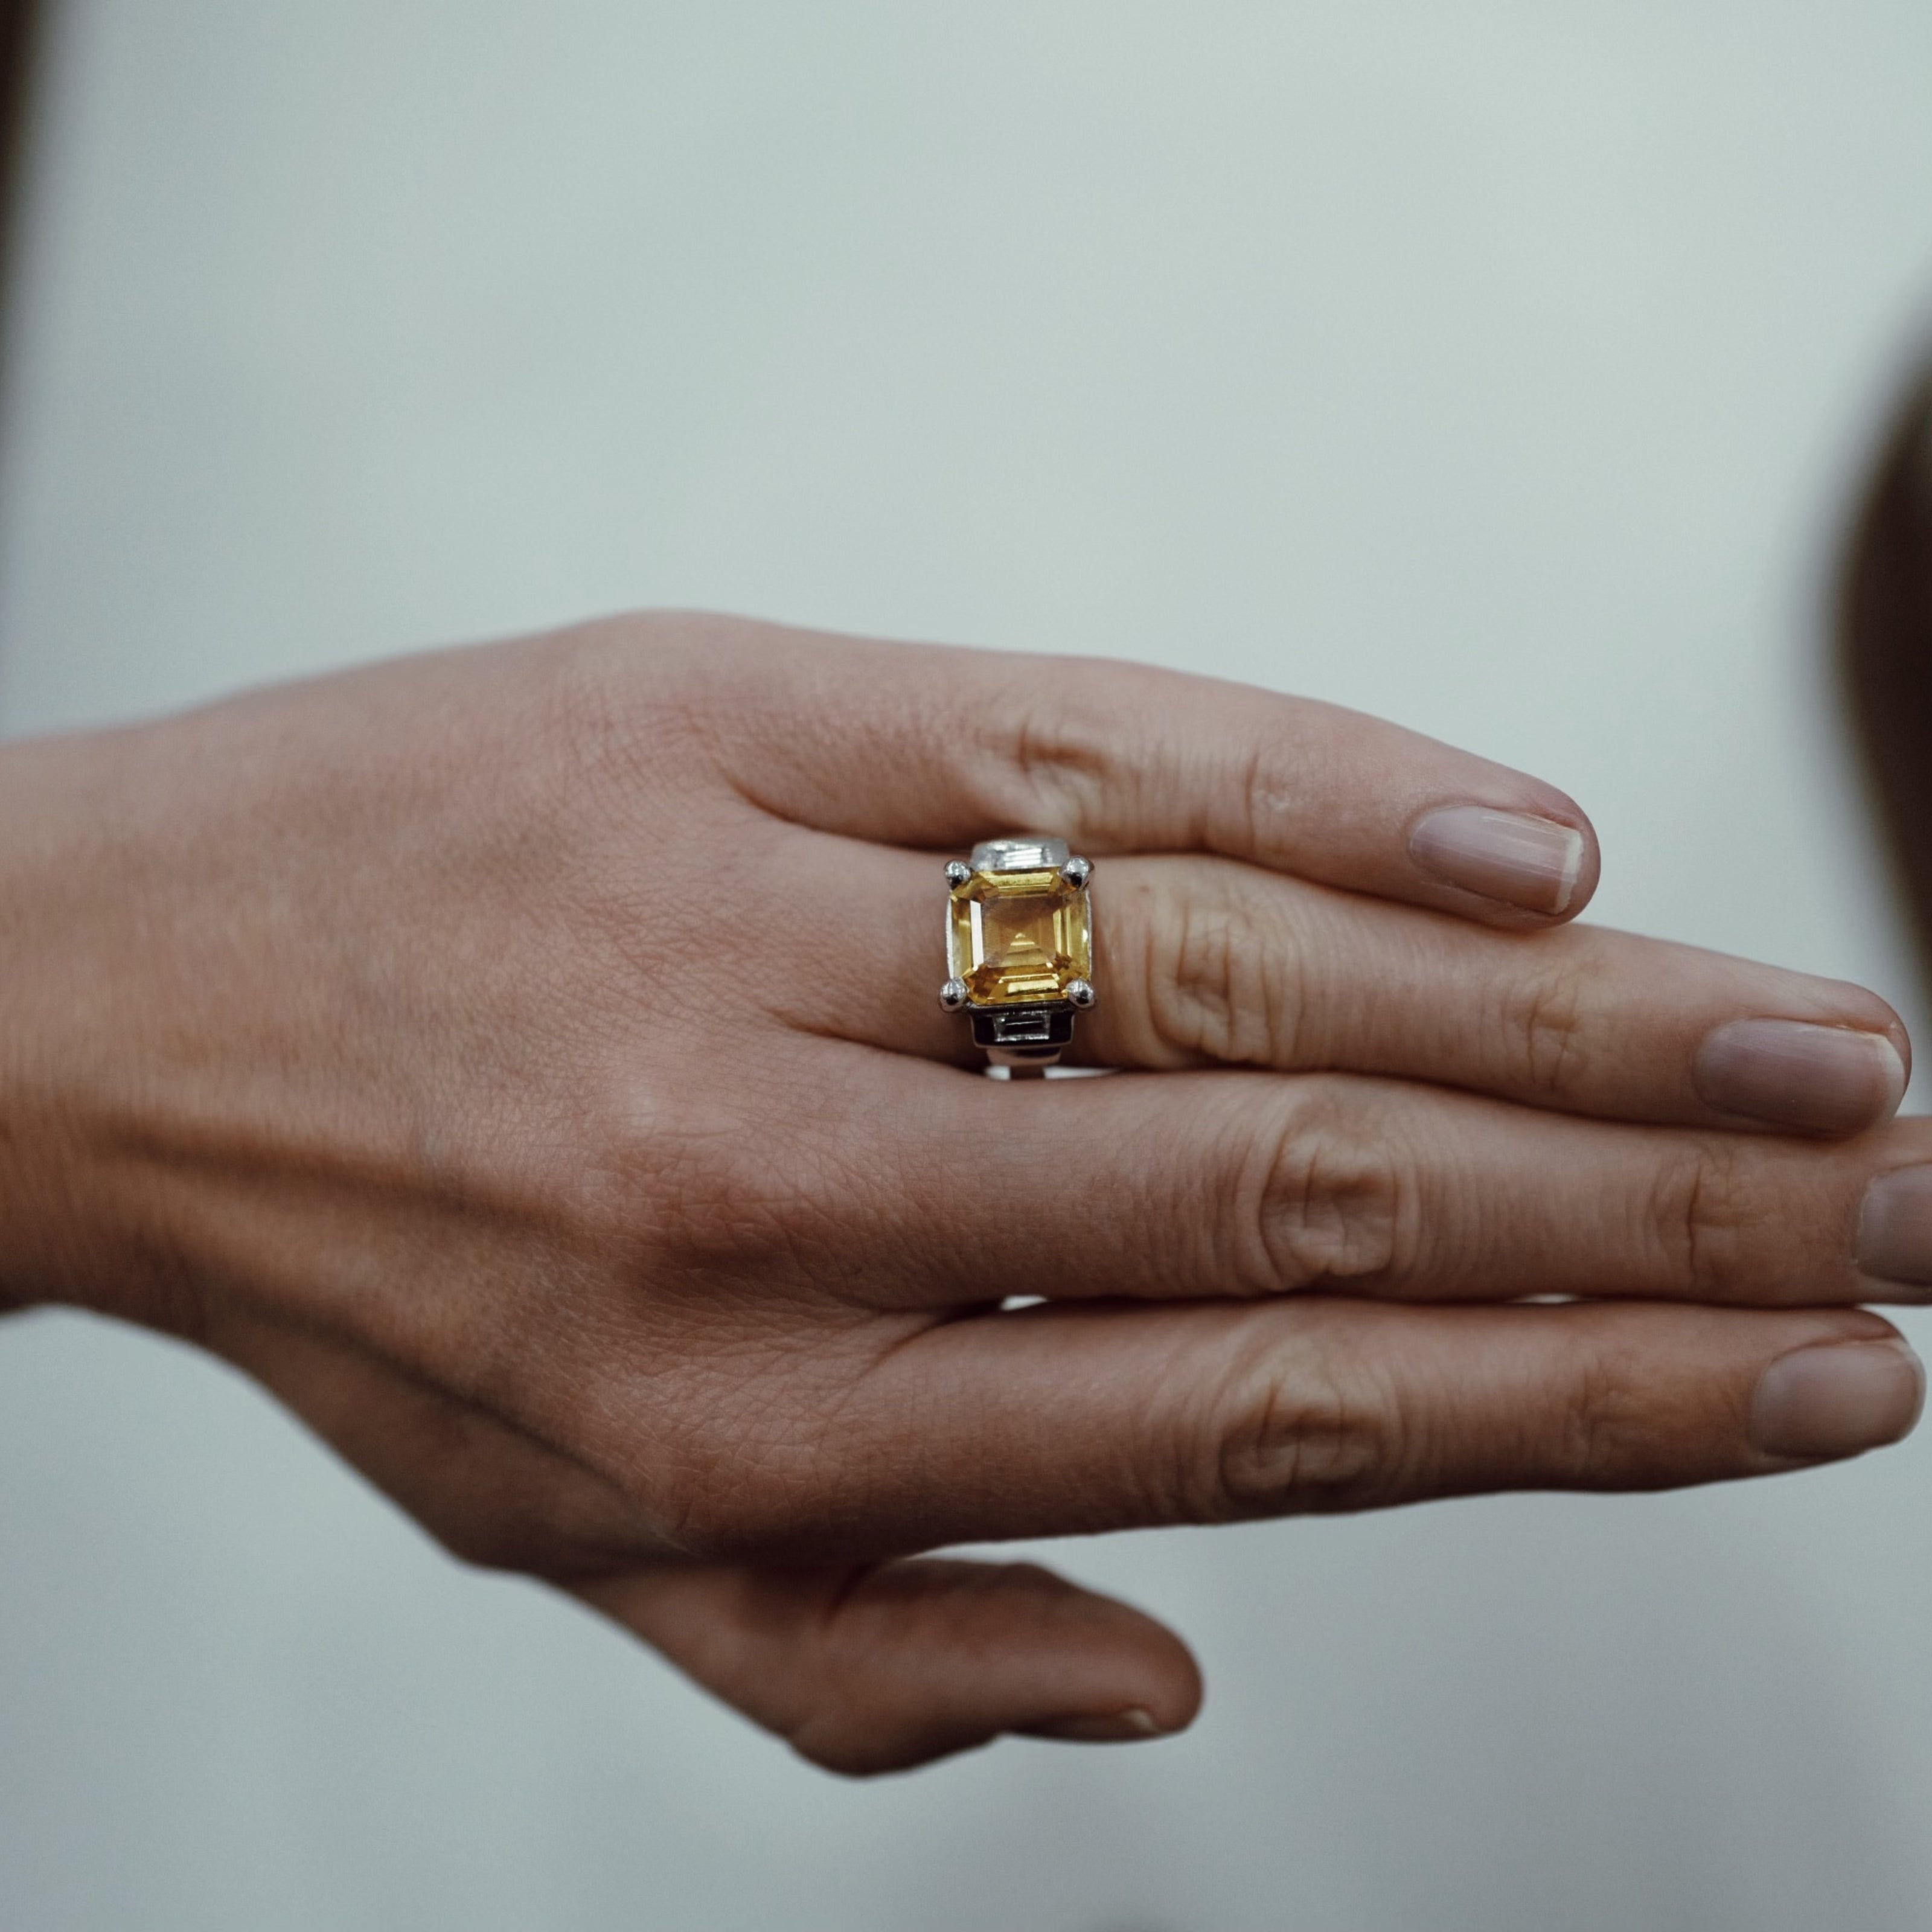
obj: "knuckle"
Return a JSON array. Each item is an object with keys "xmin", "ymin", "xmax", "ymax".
[
  {"xmin": 1203, "ymin": 1325, "xmax": 1407, "ymax": 1517},
  {"xmin": 983, "ymin": 661, "xmax": 1184, "ymax": 831},
  {"xmin": 1499, "ymin": 959, "xmax": 1594, "ymax": 1099},
  {"xmin": 1646, "ymin": 1137, "xmax": 1747, "ymax": 1295},
  {"xmin": 1151, "ymin": 875, "xmax": 1304, "ymax": 1065},
  {"xmin": 560, "ymin": 1093, "xmax": 721, "ymax": 1258},
  {"xmin": 997, "ymin": 688, "xmax": 1117, "ymax": 827},
  {"xmin": 1231, "ymin": 1083, "xmax": 1409, "ymax": 1293},
  {"xmin": 1550, "ymin": 1339, "xmax": 1651, "ymax": 1480},
  {"xmin": 577, "ymin": 1081, "xmax": 838, "ymax": 1284}
]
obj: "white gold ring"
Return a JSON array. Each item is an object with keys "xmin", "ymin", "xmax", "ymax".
[{"xmin": 940, "ymin": 837, "xmax": 1095, "ymax": 1076}]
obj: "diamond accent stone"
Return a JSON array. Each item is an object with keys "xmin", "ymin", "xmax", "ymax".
[
  {"xmin": 971, "ymin": 837, "xmax": 1070, "ymax": 874},
  {"xmin": 948, "ymin": 863, "xmax": 1092, "ymax": 1007}
]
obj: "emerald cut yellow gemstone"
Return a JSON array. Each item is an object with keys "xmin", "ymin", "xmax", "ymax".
[{"xmin": 948, "ymin": 867, "xmax": 1092, "ymax": 1006}]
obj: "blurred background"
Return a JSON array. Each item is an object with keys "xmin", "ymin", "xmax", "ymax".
[{"xmin": 2, "ymin": 5, "xmax": 1932, "ymax": 1929}]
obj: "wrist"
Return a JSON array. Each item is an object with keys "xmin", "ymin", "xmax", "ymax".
[{"xmin": 0, "ymin": 728, "xmax": 178, "ymax": 1326}]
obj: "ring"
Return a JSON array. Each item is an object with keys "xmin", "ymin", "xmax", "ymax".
[{"xmin": 940, "ymin": 837, "xmax": 1095, "ymax": 1076}]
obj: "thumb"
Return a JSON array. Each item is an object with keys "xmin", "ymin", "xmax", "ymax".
[{"xmin": 575, "ymin": 1557, "xmax": 1202, "ymax": 1777}]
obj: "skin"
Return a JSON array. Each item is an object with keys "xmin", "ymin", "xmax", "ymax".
[{"xmin": 0, "ymin": 610, "xmax": 1923, "ymax": 1776}]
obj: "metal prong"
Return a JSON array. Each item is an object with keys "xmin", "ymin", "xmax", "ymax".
[
  {"xmin": 939, "ymin": 978, "xmax": 969, "ymax": 1011},
  {"xmin": 1066, "ymin": 977, "xmax": 1096, "ymax": 1009},
  {"xmin": 944, "ymin": 859, "xmax": 972, "ymax": 888},
  {"xmin": 1063, "ymin": 855, "xmax": 1093, "ymax": 889}
]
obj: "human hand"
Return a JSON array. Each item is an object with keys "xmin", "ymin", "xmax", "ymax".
[{"xmin": 0, "ymin": 612, "xmax": 1922, "ymax": 1774}]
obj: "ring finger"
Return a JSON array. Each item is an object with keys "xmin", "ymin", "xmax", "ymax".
[{"xmin": 785, "ymin": 837, "xmax": 1908, "ymax": 1137}]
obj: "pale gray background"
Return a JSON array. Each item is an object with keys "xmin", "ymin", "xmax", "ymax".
[{"xmin": 2, "ymin": 5, "xmax": 1931, "ymax": 1929}]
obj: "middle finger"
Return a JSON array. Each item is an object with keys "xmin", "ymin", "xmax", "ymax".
[{"xmin": 818, "ymin": 1060, "xmax": 1932, "ymax": 1310}]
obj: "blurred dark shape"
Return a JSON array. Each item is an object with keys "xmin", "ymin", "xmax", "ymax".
[
  {"xmin": 1840, "ymin": 359, "xmax": 1932, "ymax": 994},
  {"xmin": 0, "ymin": 1, "xmax": 37, "ymax": 305}
]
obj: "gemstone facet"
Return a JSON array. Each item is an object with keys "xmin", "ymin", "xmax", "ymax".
[{"xmin": 947, "ymin": 865, "xmax": 1093, "ymax": 1007}]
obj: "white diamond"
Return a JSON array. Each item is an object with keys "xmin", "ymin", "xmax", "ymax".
[{"xmin": 971, "ymin": 836, "xmax": 1070, "ymax": 873}]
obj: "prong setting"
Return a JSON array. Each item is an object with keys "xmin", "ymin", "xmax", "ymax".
[{"xmin": 946, "ymin": 839, "xmax": 1093, "ymax": 1065}]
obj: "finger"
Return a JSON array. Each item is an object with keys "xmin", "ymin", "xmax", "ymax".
[
  {"xmin": 789, "ymin": 1063, "xmax": 1932, "ymax": 1310},
  {"xmin": 577, "ymin": 1559, "xmax": 1201, "ymax": 1777},
  {"xmin": 814, "ymin": 845, "xmax": 1908, "ymax": 1137},
  {"xmin": 666, "ymin": 1299, "xmax": 1922, "ymax": 1559},
  {"xmin": 665, "ymin": 617, "xmax": 1599, "ymax": 926}
]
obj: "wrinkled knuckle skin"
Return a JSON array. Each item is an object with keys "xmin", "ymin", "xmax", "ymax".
[
  {"xmin": 1153, "ymin": 879, "xmax": 1302, "ymax": 1066},
  {"xmin": 1000, "ymin": 694, "xmax": 1115, "ymax": 830},
  {"xmin": 1648, "ymin": 1139, "xmax": 1747, "ymax": 1298},
  {"xmin": 1552, "ymin": 1343, "xmax": 1655, "ymax": 1485},
  {"xmin": 1204, "ymin": 1342, "xmax": 1406, "ymax": 1518},
  {"xmin": 1232, "ymin": 1085, "xmax": 1407, "ymax": 1295},
  {"xmin": 1501, "ymin": 961, "xmax": 1593, "ymax": 1101}
]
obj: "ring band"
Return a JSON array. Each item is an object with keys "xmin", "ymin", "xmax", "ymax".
[{"xmin": 941, "ymin": 837, "xmax": 1095, "ymax": 1076}]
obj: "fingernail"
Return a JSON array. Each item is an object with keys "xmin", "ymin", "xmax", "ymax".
[
  {"xmin": 1408, "ymin": 807, "xmax": 1586, "ymax": 915},
  {"xmin": 1748, "ymin": 1340, "xmax": 1924, "ymax": 1459},
  {"xmin": 1858, "ymin": 1166, "xmax": 1932, "ymax": 1286},
  {"xmin": 1694, "ymin": 1020, "xmax": 1907, "ymax": 1135},
  {"xmin": 1026, "ymin": 1707, "xmax": 1164, "ymax": 1744}
]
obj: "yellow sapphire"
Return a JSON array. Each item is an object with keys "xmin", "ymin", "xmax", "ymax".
[{"xmin": 948, "ymin": 864, "xmax": 1092, "ymax": 1007}]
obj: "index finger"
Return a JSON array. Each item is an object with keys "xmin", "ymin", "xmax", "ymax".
[{"xmin": 661, "ymin": 615, "xmax": 1599, "ymax": 927}]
